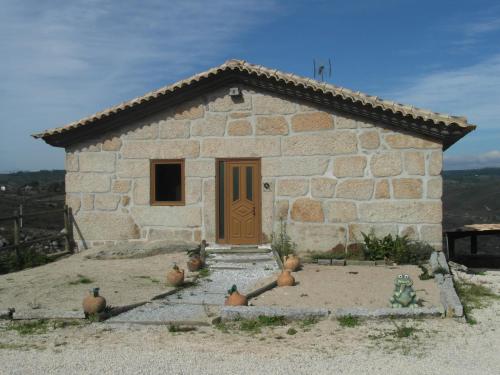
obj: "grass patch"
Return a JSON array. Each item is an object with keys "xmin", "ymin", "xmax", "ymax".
[
  {"xmin": 286, "ymin": 327, "xmax": 297, "ymax": 335},
  {"xmin": 238, "ymin": 316, "xmax": 287, "ymax": 333},
  {"xmin": 454, "ymin": 280, "xmax": 499, "ymax": 325},
  {"xmin": 7, "ymin": 320, "xmax": 49, "ymax": 335},
  {"xmin": 337, "ymin": 314, "xmax": 359, "ymax": 328},
  {"xmin": 393, "ymin": 325, "xmax": 416, "ymax": 338},
  {"xmin": 68, "ymin": 274, "xmax": 93, "ymax": 285},
  {"xmin": 0, "ymin": 342, "xmax": 39, "ymax": 350},
  {"xmin": 299, "ymin": 317, "xmax": 319, "ymax": 327}
]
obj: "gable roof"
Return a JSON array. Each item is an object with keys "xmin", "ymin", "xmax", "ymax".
[{"xmin": 33, "ymin": 59, "xmax": 475, "ymax": 149}]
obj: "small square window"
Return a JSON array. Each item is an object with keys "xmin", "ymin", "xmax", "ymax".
[{"xmin": 150, "ymin": 159, "xmax": 185, "ymax": 205}]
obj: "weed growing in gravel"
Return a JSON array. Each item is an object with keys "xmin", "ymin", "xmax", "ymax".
[
  {"xmin": 7, "ymin": 320, "xmax": 49, "ymax": 335},
  {"xmin": 68, "ymin": 274, "xmax": 93, "ymax": 285},
  {"xmin": 393, "ymin": 325, "xmax": 416, "ymax": 338},
  {"xmin": 214, "ymin": 321, "xmax": 229, "ymax": 333},
  {"xmin": 337, "ymin": 315, "xmax": 359, "ymax": 328},
  {"xmin": 454, "ymin": 280, "xmax": 500, "ymax": 325},
  {"xmin": 168, "ymin": 325, "xmax": 197, "ymax": 333},
  {"xmin": 133, "ymin": 275, "xmax": 160, "ymax": 283},
  {"xmin": 300, "ymin": 317, "xmax": 319, "ymax": 327},
  {"xmin": 239, "ymin": 316, "xmax": 287, "ymax": 333},
  {"xmin": 286, "ymin": 328, "xmax": 297, "ymax": 335},
  {"xmin": 433, "ymin": 266, "xmax": 449, "ymax": 275},
  {"xmin": 198, "ymin": 268, "xmax": 211, "ymax": 278},
  {"xmin": 418, "ymin": 264, "xmax": 434, "ymax": 280}
]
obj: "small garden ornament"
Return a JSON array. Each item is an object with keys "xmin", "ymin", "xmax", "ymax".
[
  {"xmin": 390, "ymin": 274, "xmax": 417, "ymax": 308},
  {"xmin": 167, "ymin": 264, "xmax": 185, "ymax": 287},
  {"xmin": 277, "ymin": 270, "xmax": 295, "ymax": 287},
  {"xmin": 283, "ymin": 254, "xmax": 300, "ymax": 271},
  {"xmin": 82, "ymin": 287, "xmax": 106, "ymax": 317},
  {"xmin": 224, "ymin": 285, "xmax": 248, "ymax": 306}
]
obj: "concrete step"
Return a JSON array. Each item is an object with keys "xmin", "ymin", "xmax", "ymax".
[
  {"xmin": 207, "ymin": 248, "xmax": 270, "ymax": 254},
  {"xmin": 206, "ymin": 254, "xmax": 274, "ymax": 263}
]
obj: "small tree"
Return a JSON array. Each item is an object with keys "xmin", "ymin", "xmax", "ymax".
[{"xmin": 271, "ymin": 218, "xmax": 296, "ymax": 259}]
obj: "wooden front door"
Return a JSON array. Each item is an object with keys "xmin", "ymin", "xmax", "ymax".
[{"xmin": 217, "ymin": 159, "xmax": 261, "ymax": 245}]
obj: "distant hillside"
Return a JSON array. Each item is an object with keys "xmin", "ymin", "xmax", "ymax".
[
  {"xmin": 443, "ymin": 168, "xmax": 500, "ymax": 230},
  {"xmin": 0, "ymin": 170, "xmax": 65, "ymax": 189}
]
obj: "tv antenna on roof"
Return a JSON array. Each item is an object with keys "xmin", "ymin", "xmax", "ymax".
[{"xmin": 313, "ymin": 59, "xmax": 332, "ymax": 82}]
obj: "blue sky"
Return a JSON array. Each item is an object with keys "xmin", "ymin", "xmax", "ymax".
[{"xmin": 1, "ymin": 0, "xmax": 499, "ymax": 172}]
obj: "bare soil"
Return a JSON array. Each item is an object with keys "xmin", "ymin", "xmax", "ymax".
[
  {"xmin": 0, "ymin": 248, "xmax": 188, "ymax": 311},
  {"xmin": 251, "ymin": 264, "xmax": 441, "ymax": 309}
]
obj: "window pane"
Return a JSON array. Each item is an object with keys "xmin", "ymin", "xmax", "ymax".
[
  {"xmin": 218, "ymin": 161, "xmax": 225, "ymax": 238},
  {"xmin": 155, "ymin": 163, "xmax": 182, "ymax": 201},
  {"xmin": 232, "ymin": 167, "xmax": 239, "ymax": 201},
  {"xmin": 246, "ymin": 166, "xmax": 253, "ymax": 200}
]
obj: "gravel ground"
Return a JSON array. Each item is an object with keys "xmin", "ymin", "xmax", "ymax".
[{"xmin": 0, "ymin": 271, "xmax": 499, "ymax": 374}]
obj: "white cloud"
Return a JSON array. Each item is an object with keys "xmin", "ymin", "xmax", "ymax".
[
  {"xmin": 0, "ymin": 0, "xmax": 278, "ymax": 171},
  {"xmin": 445, "ymin": 150, "xmax": 500, "ymax": 170},
  {"xmin": 386, "ymin": 54, "xmax": 500, "ymax": 130}
]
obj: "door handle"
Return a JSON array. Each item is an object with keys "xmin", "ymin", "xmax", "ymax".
[{"xmin": 253, "ymin": 207, "xmax": 256, "ymax": 216}]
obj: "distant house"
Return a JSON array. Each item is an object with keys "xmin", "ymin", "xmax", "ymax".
[{"xmin": 33, "ymin": 60, "xmax": 475, "ymax": 252}]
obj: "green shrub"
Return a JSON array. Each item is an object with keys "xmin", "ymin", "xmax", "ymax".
[{"xmin": 361, "ymin": 231, "xmax": 434, "ymax": 264}]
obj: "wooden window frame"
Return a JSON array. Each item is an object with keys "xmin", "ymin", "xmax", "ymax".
[{"xmin": 150, "ymin": 159, "xmax": 185, "ymax": 206}]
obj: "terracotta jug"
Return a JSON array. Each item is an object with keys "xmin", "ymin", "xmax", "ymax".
[
  {"xmin": 167, "ymin": 264, "xmax": 185, "ymax": 286},
  {"xmin": 224, "ymin": 285, "xmax": 248, "ymax": 306},
  {"xmin": 277, "ymin": 270, "xmax": 295, "ymax": 287},
  {"xmin": 187, "ymin": 256, "xmax": 203, "ymax": 272},
  {"xmin": 82, "ymin": 287, "xmax": 106, "ymax": 316},
  {"xmin": 283, "ymin": 254, "xmax": 300, "ymax": 271}
]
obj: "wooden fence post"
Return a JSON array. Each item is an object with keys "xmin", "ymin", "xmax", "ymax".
[{"xmin": 13, "ymin": 210, "xmax": 21, "ymax": 267}]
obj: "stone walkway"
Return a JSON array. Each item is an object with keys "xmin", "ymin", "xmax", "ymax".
[{"xmin": 107, "ymin": 246, "xmax": 279, "ymax": 324}]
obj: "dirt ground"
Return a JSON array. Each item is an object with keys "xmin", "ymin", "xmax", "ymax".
[
  {"xmin": 0, "ymin": 248, "xmax": 188, "ymax": 312},
  {"xmin": 251, "ymin": 264, "xmax": 441, "ymax": 309}
]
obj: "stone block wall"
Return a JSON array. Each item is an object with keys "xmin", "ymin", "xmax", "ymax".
[{"xmin": 65, "ymin": 85, "xmax": 443, "ymax": 252}]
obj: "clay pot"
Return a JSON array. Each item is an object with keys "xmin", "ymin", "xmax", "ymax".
[
  {"xmin": 225, "ymin": 285, "xmax": 248, "ymax": 306},
  {"xmin": 167, "ymin": 264, "xmax": 185, "ymax": 286},
  {"xmin": 283, "ymin": 254, "xmax": 300, "ymax": 271},
  {"xmin": 82, "ymin": 288, "xmax": 106, "ymax": 316},
  {"xmin": 187, "ymin": 256, "xmax": 203, "ymax": 272},
  {"xmin": 277, "ymin": 270, "xmax": 295, "ymax": 287}
]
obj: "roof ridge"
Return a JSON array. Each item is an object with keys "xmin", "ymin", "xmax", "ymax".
[{"xmin": 33, "ymin": 59, "xmax": 476, "ymax": 140}]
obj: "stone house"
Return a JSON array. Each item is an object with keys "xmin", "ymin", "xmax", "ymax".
[{"xmin": 34, "ymin": 60, "xmax": 475, "ymax": 253}]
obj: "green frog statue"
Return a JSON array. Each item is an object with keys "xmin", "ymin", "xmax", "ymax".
[{"xmin": 390, "ymin": 274, "xmax": 418, "ymax": 308}]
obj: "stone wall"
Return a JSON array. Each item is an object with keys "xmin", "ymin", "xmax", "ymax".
[{"xmin": 65, "ymin": 86, "xmax": 443, "ymax": 252}]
